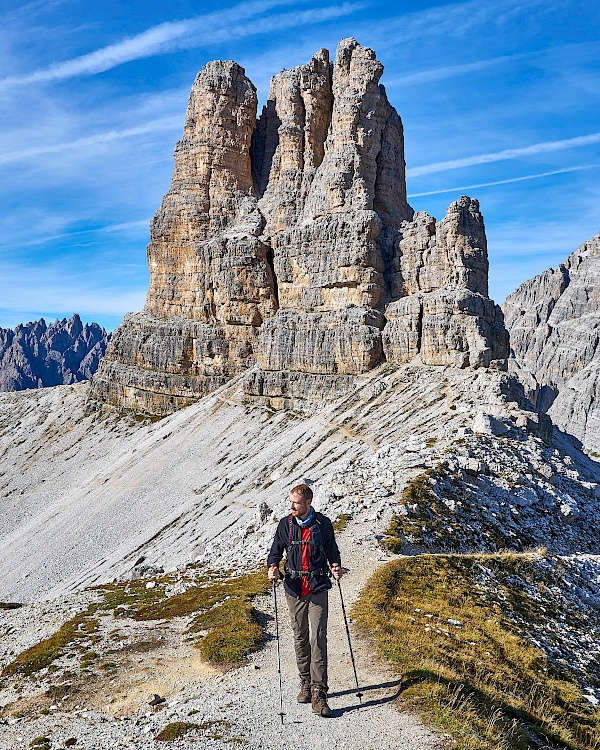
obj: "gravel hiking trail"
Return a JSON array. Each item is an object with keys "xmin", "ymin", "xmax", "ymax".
[
  {"xmin": 0, "ymin": 531, "xmax": 447, "ymax": 749},
  {"xmin": 198, "ymin": 532, "xmax": 447, "ymax": 749}
]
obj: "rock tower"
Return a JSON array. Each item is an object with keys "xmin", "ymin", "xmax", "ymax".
[{"xmin": 90, "ymin": 39, "xmax": 509, "ymax": 415}]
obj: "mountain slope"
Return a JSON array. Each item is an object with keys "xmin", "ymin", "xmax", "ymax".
[
  {"xmin": 1, "ymin": 362, "xmax": 597, "ymax": 604},
  {"xmin": 503, "ymin": 231, "xmax": 600, "ymax": 454}
]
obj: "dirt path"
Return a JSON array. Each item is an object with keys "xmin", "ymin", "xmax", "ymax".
[
  {"xmin": 0, "ymin": 531, "xmax": 447, "ymax": 749},
  {"xmin": 196, "ymin": 531, "xmax": 447, "ymax": 749}
]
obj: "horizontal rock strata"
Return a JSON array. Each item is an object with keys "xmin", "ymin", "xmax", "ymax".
[
  {"xmin": 91, "ymin": 39, "xmax": 508, "ymax": 415},
  {"xmin": 503, "ymin": 232, "xmax": 600, "ymax": 453}
]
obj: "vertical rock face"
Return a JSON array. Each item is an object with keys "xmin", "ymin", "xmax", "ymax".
[
  {"xmin": 383, "ymin": 197, "xmax": 508, "ymax": 370},
  {"xmin": 90, "ymin": 38, "xmax": 508, "ymax": 415},
  {"xmin": 90, "ymin": 61, "xmax": 278, "ymax": 413},
  {"xmin": 145, "ymin": 60, "xmax": 274, "ymax": 322},
  {"xmin": 0, "ymin": 315, "xmax": 108, "ymax": 391},
  {"xmin": 503, "ymin": 232, "xmax": 600, "ymax": 452}
]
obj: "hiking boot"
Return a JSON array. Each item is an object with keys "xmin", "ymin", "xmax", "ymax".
[
  {"xmin": 297, "ymin": 678, "xmax": 311, "ymax": 703},
  {"xmin": 311, "ymin": 687, "xmax": 332, "ymax": 717}
]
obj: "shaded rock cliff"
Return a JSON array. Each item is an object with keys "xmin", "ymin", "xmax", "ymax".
[
  {"xmin": 90, "ymin": 38, "xmax": 508, "ymax": 415},
  {"xmin": 503, "ymin": 232, "xmax": 600, "ymax": 454},
  {"xmin": 0, "ymin": 315, "xmax": 108, "ymax": 391}
]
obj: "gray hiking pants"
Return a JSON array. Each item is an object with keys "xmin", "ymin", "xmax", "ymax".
[{"xmin": 285, "ymin": 588, "xmax": 329, "ymax": 691}]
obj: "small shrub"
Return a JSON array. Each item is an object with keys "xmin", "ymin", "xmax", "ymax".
[
  {"xmin": 333, "ymin": 513, "xmax": 351, "ymax": 532},
  {"xmin": 155, "ymin": 722, "xmax": 199, "ymax": 741},
  {"xmin": 45, "ymin": 683, "xmax": 72, "ymax": 700}
]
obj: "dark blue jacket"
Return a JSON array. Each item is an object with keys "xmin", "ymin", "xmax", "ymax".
[{"xmin": 267, "ymin": 512, "xmax": 342, "ymax": 598}]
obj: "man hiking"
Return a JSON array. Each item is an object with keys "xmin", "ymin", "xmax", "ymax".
[{"xmin": 267, "ymin": 483, "xmax": 344, "ymax": 718}]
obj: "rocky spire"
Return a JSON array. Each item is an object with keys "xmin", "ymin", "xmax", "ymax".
[{"xmin": 90, "ymin": 39, "xmax": 508, "ymax": 416}]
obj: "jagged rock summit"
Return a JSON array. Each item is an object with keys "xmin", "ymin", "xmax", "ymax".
[
  {"xmin": 0, "ymin": 314, "xmax": 109, "ymax": 391},
  {"xmin": 90, "ymin": 39, "xmax": 509, "ymax": 415},
  {"xmin": 503, "ymin": 231, "xmax": 600, "ymax": 454}
]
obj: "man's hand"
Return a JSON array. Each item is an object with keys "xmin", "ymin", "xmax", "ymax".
[
  {"xmin": 331, "ymin": 564, "xmax": 344, "ymax": 580},
  {"xmin": 268, "ymin": 564, "xmax": 280, "ymax": 582}
]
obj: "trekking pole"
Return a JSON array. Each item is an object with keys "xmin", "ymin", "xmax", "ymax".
[
  {"xmin": 337, "ymin": 575, "xmax": 363, "ymax": 703},
  {"xmin": 272, "ymin": 580, "xmax": 285, "ymax": 724}
]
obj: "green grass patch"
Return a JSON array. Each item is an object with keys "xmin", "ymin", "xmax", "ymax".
[
  {"xmin": 97, "ymin": 569, "xmax": 270, "ymax": 667},
  {"xmin": 155, "ymin": 719, "xmax": 231, "ymax": 741},
  {"xmin": 193, "ymin": 597, "xmax": 263, "ymax": 665},
  {"xmin": 381, "ymin": 472, "xmax": 436, "ymax": 553},
  {"xmin": 155, "ymin": 721, "xmax": 199, "ymax": 741},
  {"xmin": 79, "ymin": 652, "xmax": 99, "ymax": 669},
  {"xmin": 93, "ymin": 577, "xmax": 171, "ymax": 616},
  {"xmin": 2, "ymin": 606, "xmax": 98, "ymax": 677},
  {"xmin": 333, "ymin": 513, "xmax": 352, "ymax": 532},
  {"xmin": 4, "ymin": 570, "xmax": 270, "ymax": 680},
  {"xmin": 187, "ymin": 571, "xmax": 270, "ymax": 666},
  {"xmin": 354, "ymin": 553, "xmax": 600, "ymax": 750}
]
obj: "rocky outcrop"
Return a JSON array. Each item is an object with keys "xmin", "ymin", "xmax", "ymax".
[
  {"xmin": 90, "ymin": 39, "xmax": 508, "ymax": 416},
  {"xmin": 91, "ymin": 61, "xmax": 278, "ymax": 412},
  {"xmin": 383, "ymin": 198, "xmax": 508, "ymax": 369},
  {"xmin": 0, "ymin": 315, "xmax": 108, "ymax": 391},
  {"xmin": 503, "ymin": 232, "xmax": 600, "ymax": 452}
]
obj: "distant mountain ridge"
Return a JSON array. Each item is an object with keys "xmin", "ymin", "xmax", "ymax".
[{"xmin": 0, "ymin": 314, "xmax": 109, "ymax": 391}]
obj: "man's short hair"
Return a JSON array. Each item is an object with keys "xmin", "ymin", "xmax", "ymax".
[{"xmin": 290, "ymin": 483, "xmax": 313, "ymax": 501}]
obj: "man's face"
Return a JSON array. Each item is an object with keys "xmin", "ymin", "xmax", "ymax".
[{"xmin": 289, "ymin": 492, "xmax": 311, "ymax": 518}]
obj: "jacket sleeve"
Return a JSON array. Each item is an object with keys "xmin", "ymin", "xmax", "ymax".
[
  {"xmin": 323, "ymin": 517, "xmax": 342, "ymax": 567},
  {"xmin": 267, "ymin": 517, "xmax": 288, "ymax": 568}
]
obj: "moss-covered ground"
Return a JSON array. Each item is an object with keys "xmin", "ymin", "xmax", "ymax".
[
  {"xmin": 354, "ymin": 553, "xmax": 600, "ymax": 750},
  {"xmin": 2, "ymin": 568, "xmax": 270, "ymax": 680}
]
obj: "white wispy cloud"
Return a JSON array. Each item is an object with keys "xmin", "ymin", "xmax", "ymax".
[
  {"xmin": 0, "ymin": 117, "xmax": 181, "ymax": 165},
  {"xmin": 384, "ymin": 40, "xmax": 600, "ymax": 94},
  {"xmin": 0, "ymin": 220, "xmax": 151, "ymax": 250},
  {"xmin": 407, "ymin": 163, "xmax": 600, "ymax": 197},
  {"xmin": 386, "ymin": 53, "xmax": 523, "ymax": 87},
  {"xmin": 361, "ymin": 0, "xmax": 548, "ymax": 57},
  {"xmin": 0, "ymin": 0, "xmax": 364, "ymax": 90},
  {"xmin": 407, "ymin": 133, "xmax": 600, "ymax": 177}
]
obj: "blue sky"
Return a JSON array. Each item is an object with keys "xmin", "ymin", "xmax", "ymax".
[{"xmin": 0, "ymin": 0, "xmax": 599, "ymax": 331}]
